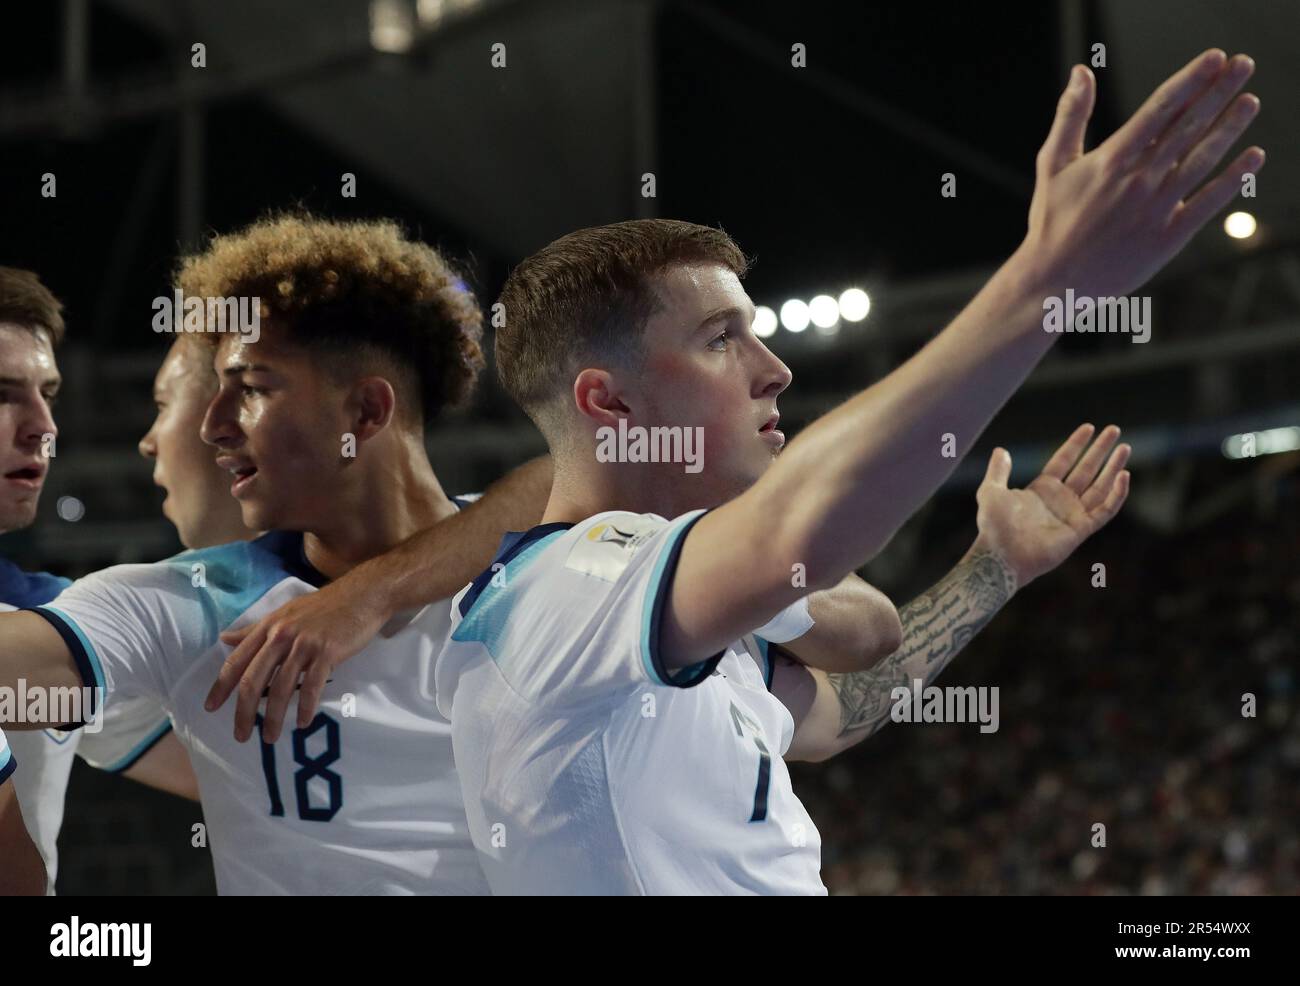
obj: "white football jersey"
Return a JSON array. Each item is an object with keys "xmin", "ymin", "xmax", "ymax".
[
  {"xmin": 4, "ymin": 700, "xmax": 171, "ymax": 895},
  {"xmin": 2, "ymin": 574, "xmax": 172, "ymax": 896},
  {"xmin": 435, "ymin": 510, "xmax": 827, "ymax": 895},
  {"xmin": 30, "ymin": 529, "xmax": 487, "ymax": 896},
  {"xmin": 3, "ymin": 709, "xmax": 78, "ymax": 896}
]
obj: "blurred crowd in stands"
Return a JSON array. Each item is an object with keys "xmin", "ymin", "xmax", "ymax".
[{"xmin": 795, "ymin": 480, "xmax": 1299, "ymax": 895}]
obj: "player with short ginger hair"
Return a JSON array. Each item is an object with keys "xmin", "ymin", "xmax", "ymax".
[
  {"xmin": 425, "ymin": 51, "xmax": 1256, "ymax": 893},
  {"xmin": 0, "ymin": 214, "xmax": 552, "ymax": 893}
]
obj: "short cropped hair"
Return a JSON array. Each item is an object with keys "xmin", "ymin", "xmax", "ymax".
[
  {"xmin": 0, "ymin": 267, "xmax": 66, "ymax": 346},
  {"xmin": 496, "ymin": 219, "xmax": 747, "ymax": 433}
]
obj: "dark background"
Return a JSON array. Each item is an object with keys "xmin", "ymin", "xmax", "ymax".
[{"xmin": 1, "ymin": 0, "xmax": 1295, "ymax": 894}]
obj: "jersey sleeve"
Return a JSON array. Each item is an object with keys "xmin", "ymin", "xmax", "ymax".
[
  {"xmin": 0, "ymin": 725, "xmax": 14, "ymax": 785},
  {"xmin": 76, "ymin": 693, "xmax": 173, "ymax": 773},
  {"xmin": 25, "ymin": 563, "xmax": 197, "ymax": 727},
  {"xmin": 448, "ymin": 510, "xmax": 721, "ymax": 710},
  {"xmin": 753, "ymin": 595, "xmax": 815, "ymax": 644}
]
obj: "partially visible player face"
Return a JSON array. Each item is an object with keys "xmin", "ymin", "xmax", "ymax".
[
  {"xmin": 138, "ymin": 337, "xmax": 249, "ymax": 549},
  {"xmin": 629, "ymin": 263, "xmax": 791, "ymax": 504},
  {"xmin": 0, "ymin": 323, "xmax": 59, "ymax": 534},
  {"xmin": 200, "ymin": 326, "xmax": 356, "ymax": 535}
]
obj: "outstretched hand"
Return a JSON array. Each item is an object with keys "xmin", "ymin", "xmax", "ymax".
[
  {"xmin": 1025, "ymin": 50, "xmax": 1262, "ymax": 300},
  {"xmin": 973, "ymin": 424, "xmax": 1131, "ymax": 587}
]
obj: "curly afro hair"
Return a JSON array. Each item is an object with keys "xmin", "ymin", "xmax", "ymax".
[{"xmin": 176, "ymin": 212, "xmax": 484, "ymax": 426}]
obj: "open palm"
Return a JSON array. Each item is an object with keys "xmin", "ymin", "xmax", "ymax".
[{"xmin": 974, "ymin": 424, "xmax": 1131, "ymax": 587}]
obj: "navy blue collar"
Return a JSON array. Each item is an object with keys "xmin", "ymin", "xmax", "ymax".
[
  {"xmin": 252, "ymin": 530, "xmax": 328, "ymax": 588},
  {"xmin": 458, "ymin": 522, "xmax": 574, "ymax": 617}
]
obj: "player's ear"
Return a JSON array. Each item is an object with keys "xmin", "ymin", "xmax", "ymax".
[
  {"xmin": 348, "ymin": 376, "xmax": 397, "ymax": 440},
  {"xmin": 573, "ymin": 367, "xmax": 630, "ymax": 431}
]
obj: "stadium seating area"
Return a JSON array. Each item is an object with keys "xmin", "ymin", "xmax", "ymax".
[{"xmin": 794, "ymin": 483, "xmax": 1299, "ymax": 894}]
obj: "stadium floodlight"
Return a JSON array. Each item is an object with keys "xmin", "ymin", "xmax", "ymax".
[
  {"xmin": 1224, "ymin": 211, "xmax": 1257, "ymax": 240},
  {"xmin": 780, "ymin": 299, "xmax": 810, "ymax": 333},
  {"xmin": 838, "ymin": 287, "xmax": 870, "ymax": 322},
  {"xmin": 1222, "ymin": 426, "xmax": 1300, "ymax": 459},
  {"xmin": 370, "ymin": 0, "xmax": 417, "ymax": 53},
  {"xmin": 56, "ymin": 495, "xmax": 85, "ymax": 523},
  {"xmin": 418, "ymin": 0, "xmax": 480, "ymax": 28},
  {"xmin": 417, "ymin": 0, "xmax": 446, "ymax": 26},
  {"xmin": 752, "ymin": 305, "xmax": 778, "ymax": 338},
  {"xmin": 809, "ymin": 295, "xmax": 839, "ymax": 330}
]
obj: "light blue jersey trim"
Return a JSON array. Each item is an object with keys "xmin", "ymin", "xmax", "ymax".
[
  {"xmin": 639, "ymin": 511, "xmax": 715, "ymax": 688},
  {"xmin": 452, "ymin": 531, "xmax": 566, "ymax": 660},
  {"xmin": 162, "ymin": 538, "xmax": 311, "ymax": 648},
  {"xmin": 97, "ymin": 719, "xmax": 174, "ymax": 774},
  {"xmin": 0, "ymin": 742, "xmax": 14, "ymax": 783},
  {"xmin": 31, "ymin": 534, "xmax": 314, "ymax": 729},
  {"xmin": 42, "ymin": 605, "xmax": 106, "ymax": 695}
]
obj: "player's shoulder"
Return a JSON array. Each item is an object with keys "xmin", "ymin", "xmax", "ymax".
[
  {"xmin": 451, "ymin": 512, "xmax": 651, "ymax": 621},
  {"xmin": 171, "ymin": 531, "xmax": 325, "ymax": 593},
  {"xmin": 558, "ymin": 511, "xmax": 681, "ymax": 581},
  {"xmin": 0, "ymin": 556, "xmax": 72, "ymax": 609},
  {"xmin": 572, "ymin": 510, "xmax": 673, "ymax": 542},
  {"xmin": 454, "ymin": 510, "xmax": 702, "ymax": 623},
  {"xmin": 495, "ymin": 510, "xmax": 681, "ymax": 586},
  {"xmin": 453, "ymin": 520, "xmax": 577, "ymax": 622},
  {"xmin": 42, "ymin": 532, "xmax": 320, "ymax": 636}
]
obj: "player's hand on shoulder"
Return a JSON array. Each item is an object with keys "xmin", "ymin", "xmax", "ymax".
[{"xmin": 205, "ymin": 574, "xmax": 391, "ymax": 744}]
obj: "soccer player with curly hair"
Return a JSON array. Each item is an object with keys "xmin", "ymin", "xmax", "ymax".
[{"xmin": 0, "ymin": 214, "xmax": 550, "ymax": 894}]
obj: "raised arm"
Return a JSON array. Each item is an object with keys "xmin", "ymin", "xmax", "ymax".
[
  {"xmin": 778, "ymin": 424, "xmax": 1130, "ymax": 761},
  {"xmin": 663, "ymin": 50, "xmax": 1259, "ymax": 667},
  {"xmin": 208, "ymin": 455, "xmax": 553, "ymax": 742}
]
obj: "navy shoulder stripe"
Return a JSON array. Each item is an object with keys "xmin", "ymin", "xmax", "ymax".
[{"xmin": 458, "ymin": 522, "xmax": 574, "ymax": 617}]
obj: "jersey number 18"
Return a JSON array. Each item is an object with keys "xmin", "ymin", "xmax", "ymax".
[{"xmin": 254, "ymin": 711, "xmax": 343, "ymax": 822}]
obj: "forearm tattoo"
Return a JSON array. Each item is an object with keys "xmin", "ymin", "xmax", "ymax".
[{"xmin": 826, "ymin": 550, "xmax": 1016, "ymax": 738}]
